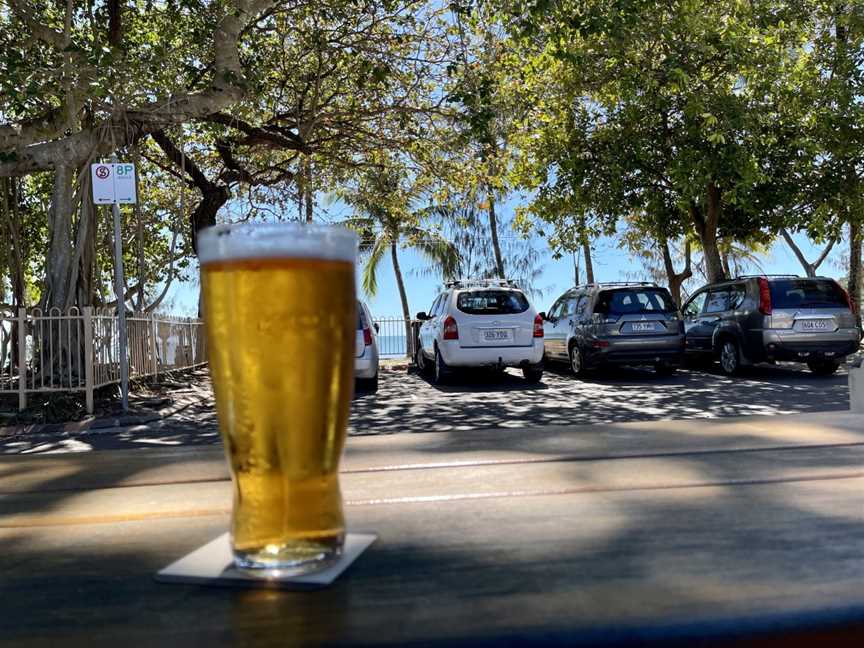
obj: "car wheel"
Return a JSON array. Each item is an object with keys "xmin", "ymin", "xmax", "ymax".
[
  {"xmin": 415, "ymin": 345, "xmax": 429, "ymax": 375},
  {"xmin": 654, "ymin": 363, "xmax": 677, "ymax": 376},
  {"xmin": 719, "ymin": 339, "xmax": 741, "ymax": 376},
  {"xmin": 807, "ymin": 359, "xmax": 839, "ymax": 376},
  {"xmin": 357, "ymin": 373, "xmax": 379, "ymax": 393},
  {"xmin": 522, "ymin": 366, "xmax": 543, "ymax": 383},
  {"xmin": 433, "ymin": 347, "xmax": 450, "ymax": 385},
  {"xmin": 569, "ymin": 343, "xmax": 586, "ymax": 377}
]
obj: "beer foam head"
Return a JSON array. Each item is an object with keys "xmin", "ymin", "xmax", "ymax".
[{"xmin": 197, "ymin": 222, "xmax": 358, "ymax": 265}]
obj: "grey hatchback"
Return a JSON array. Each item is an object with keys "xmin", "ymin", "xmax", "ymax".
[
  {"xmin": 542, "ymin": 282, "xmax": 685, "ymax": 376},
  {"xmin": 682, "ymin": 275, "xmax": 861, "ymax": 375}
]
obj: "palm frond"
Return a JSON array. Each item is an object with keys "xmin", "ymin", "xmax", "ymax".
[
  {"xmin": 402, "ymin": 226, "xmax": 460, "ymax": 281},
  {"xmin": 340, "ymin": 216, "xmax": 378, "ymax": 253},
  {"xmin": 361, "ymin": 235, "xmax": 389, "ymax": 297}
]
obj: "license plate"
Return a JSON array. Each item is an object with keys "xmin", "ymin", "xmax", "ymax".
[
  {"xmin": 483, "ymin": 329, "xmax": 511, "ymax": 341},
  {"xmin": 631, "ymin": 322, "xmax": 657, "ymax": 332},
  {"xmin": 799, "ymin": 319, "xmax": 831, "ymax": 331}
]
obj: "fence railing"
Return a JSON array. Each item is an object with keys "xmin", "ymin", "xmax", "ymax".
[
  {"xmin": 0, "ymin": 307, "xmax": 205, "ymax": 414},
  {"xmin": 373, "ymin": 317, "xmax": 415, "ymax": 358}
]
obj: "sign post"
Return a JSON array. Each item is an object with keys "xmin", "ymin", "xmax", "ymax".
[{"xmin": 91, "ymin": 159, "xmax": 136, "ymax": 412}]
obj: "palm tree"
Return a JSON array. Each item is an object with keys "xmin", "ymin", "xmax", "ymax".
[
  {"xmin": 341, "ymin": 163, "xmax": 458, "ymax": 357},
  {"xmin": 426, "ymin": 200, "xmax": 545, "ymax": 298}
]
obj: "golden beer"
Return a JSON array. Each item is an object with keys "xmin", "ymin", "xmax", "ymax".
[{"xmin": 199, "ymin": 224, "xmax": 356, "ymax": 573}]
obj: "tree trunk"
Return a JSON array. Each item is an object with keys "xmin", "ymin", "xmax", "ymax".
[
  {"xmin": 661, "ymin": 239, "xmax": 692, "ymax": 307},
  {"xmin": 108, "ymin": 0, "xmax": 122, "ymax": 45},
  {"xmin": 151, "ymin": 130, "xmax": 230, "ymax": 252},
  {"xmin": 572, "ymin": 251, "xmax": 580, "ymax": 286},
  {"xmin": 390, "ymin": 241, "xmax": 412, "ymax": 358},
  {"xmin": 1, "ymin": 178, "xmax": 26, "ymax": 307},
  {"xmin": 487, "ymin": 191, "xmax": 505, "ymax": 279},
  {"xmin": 43, "ymin": 164, "xmax": 75, "ymax": 310},
  {"xmin": 849, "ymin": 220, "xmax": 862, "ymax": 326},
  {"xmin": 66, "ymin": 169, "xmax": 98, "ymax": 307},
  {"xmin": 781, "ymin": 228, "xmax": 816, "ymax": 277},
  {"xmin": 304, "ymin": 155, "xmax": 314, "ymax": 223},
  {"xmin": 691, "ymin": 186, "xmax": 725, "ymax": 282},
  {"xmin": 582, "ymin": 238, "xmax": 594, "ymax": 284}
]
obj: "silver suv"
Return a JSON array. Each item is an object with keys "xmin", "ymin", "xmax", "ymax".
[
  {"xmin": 541, "ymin": 282, "xmax": 685, "ymax": 376},
  {"xmin": 682, "ymin": 275, "xmax": 861, "ymax": 375}
]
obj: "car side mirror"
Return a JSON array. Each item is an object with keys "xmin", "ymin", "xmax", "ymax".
[
  {"xmin": 416, "ymin": 312, "xmax": 429, "ymax": 321},
  {"xmin": 373, "ymin": 322, "xmax": 380, "ymax": 333},
  {"xmin": 539, "ymin": 311, "xmax": 547, "ymax": 321}
]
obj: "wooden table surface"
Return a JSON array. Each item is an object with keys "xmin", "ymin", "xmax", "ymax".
[{"xmin": 2, "ymin": 412, "xmax": 864, "ymax": 647}]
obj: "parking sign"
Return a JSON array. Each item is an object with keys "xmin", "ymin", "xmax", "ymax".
[
  {"xmin": 90, "ymin": 162, "xmax": 136, "ymax": 204},
  {"xmin": 114, "ymin": 163, "xmax": 137, "ymax": 203},
  {"xmin": 91, "ymin": 164, "xmax": 115, "ymax": 204}
]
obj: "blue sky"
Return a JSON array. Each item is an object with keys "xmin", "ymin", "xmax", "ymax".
[{"xmin": 162, "ymin": 199, "xmax": 844, "ymax": 318}]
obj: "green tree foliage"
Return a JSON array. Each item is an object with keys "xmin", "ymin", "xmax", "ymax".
[
  {"xmin": 339, "ymin": 153, "xmax": 458, "ymax": 336},
  {"xmin": 509, "ymin": 0, "xmax": 812, "ymax": 283},
  {"xmin": 785, "ymin": 1, "xmax": 864, "ymax": 315}
]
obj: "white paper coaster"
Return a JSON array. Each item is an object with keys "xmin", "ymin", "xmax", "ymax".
[{"xmin": 155, "ymin": 532, "xmax": 377, "ymax": 589}]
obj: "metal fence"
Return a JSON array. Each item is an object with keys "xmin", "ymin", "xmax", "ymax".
[
  {"xmin": 0, "ymin": 307, "xmax": 205, "ymax": 414},
  {"xmin": 373, "ymin": 317, "xmax": 415, "ymax": 358}
]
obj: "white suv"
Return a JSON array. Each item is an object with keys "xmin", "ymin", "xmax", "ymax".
[{"xmin": 415, "ymin": 280, "xmax": 544, "ymax": 384}]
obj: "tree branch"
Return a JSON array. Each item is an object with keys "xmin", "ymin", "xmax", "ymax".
[
  {"xmin": 0, "ymin": 0, "xmax": 279, "ymax": 176},
  {"xmin": 205, "ymin": 113, "xmax": 311, "ymax": 154},
  {"xmin": 780, "ymin": 227, "xmax": 814, "ymax": 275},
  {"xmin": 814, "ymin": 237, "xmax": 837, "ymax": 270}
]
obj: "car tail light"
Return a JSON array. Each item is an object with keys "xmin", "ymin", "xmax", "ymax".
[
  {"xmin": 757, "ymin": 277, "xmax": 772, "ymax": 315},
  {"xmin": 363, "ymin": 326, "xmax": 373, "ymax": 346},
  {"xmin": 533, "ymin": 314, "xmax": 543, "ymax": 337},
  {"xmin": 443, "ymin": 315, "xmax": 459, "ymax": 340}
]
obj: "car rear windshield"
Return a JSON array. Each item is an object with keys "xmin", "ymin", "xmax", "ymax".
[
  {"xmin": 594, "ymin": 288, "xmax": 676, "ymax": 315},
  {"xmin": 456, "ymin": 290, "xmax": 530, "ymax": 315},
  {"xmin": 769, "ymin": 280, "xmax": 848, "ymax": 309},
  {"xmin": 357, "ymin": 303, "xmax": 365, "ymax": 330}
]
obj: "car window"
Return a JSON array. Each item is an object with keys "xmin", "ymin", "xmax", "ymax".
[
  {"xmin": 594, "ymin": 288, "xmax": 676, "ymax": 315},
  {"xmin": 769, "ymin": 279, "xmax": 848, "ymax": 309},
  {"xmin": 573, "ymin": 295, "xmax": 589, "ymax": 318},
  {"xmin": 433, "ymin": 294, "xmax": 445, "ymax": 317},
  {"xmin": 704, "ymin": 290, "xmax": 731, "ymax": 314},
  {"xmin": 683, "ymin": 292, "xmax": 707, "ymax": 318},
  {"xmin": 729, "ymin": 285, "xmax": 747, "ymax": 310},
  {"xmin": 357, "ymin": 303, "xmax": 365, "ymax": 330},
  {"xmin": 547, "ymin": 298, "xmax": 564, "ymax": 320},
  {"xmin": 457, "ymin": 290, "xmax": 530, "ymax": 315}
]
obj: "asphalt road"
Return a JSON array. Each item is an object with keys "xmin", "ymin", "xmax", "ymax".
[
  {"xmin": 1, "ymin": 360, "xmax": 852, "ymax": 453},
  {"xmin": 350, "ymin": 361, "xmax": 853, "ymax": 435}
]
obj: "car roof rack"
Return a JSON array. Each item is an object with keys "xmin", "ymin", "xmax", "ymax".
[
  {"xmin": 735, "ymin": 274, "xmax": 800, "ymax": 280},
  {"xmin": 445, "ymin": 278, "xmax": 521, "ymax": 290},
  {"xmin": 573, "ymin": 281, "xmax": 658, "ymax": 289}
]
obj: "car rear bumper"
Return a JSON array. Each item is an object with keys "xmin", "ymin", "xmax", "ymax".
[
  {"xmin": 762, "ymin": 328, "xmax": 861, "ymax": 362},
  {"xmin": 439, "ymin": 340, "xmax": 544, "ymax": 368},
  {"xmin": 354, "ymin": 349, "xmax": 378, "ymax": 378},
  {"xmin": 587, "ymin": 335, "xmax": 685, "ymax": 367}
]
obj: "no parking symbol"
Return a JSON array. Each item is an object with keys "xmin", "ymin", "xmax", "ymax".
[{"xmin": 90, "ymin": 162, "xmax": 136, "ymax": 204}]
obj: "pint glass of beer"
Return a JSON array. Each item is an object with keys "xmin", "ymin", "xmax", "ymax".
[{"xmin": 198, "ymin": 222, "xmax": 357, "ymax": 574}]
